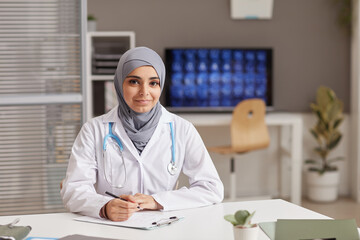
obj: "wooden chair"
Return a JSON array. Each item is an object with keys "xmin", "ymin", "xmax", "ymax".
[{"xmin": 208, "ymin": 98, "xmax": 270, "ymax": 200}]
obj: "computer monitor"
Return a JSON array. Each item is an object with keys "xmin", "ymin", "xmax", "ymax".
[{"xmin": 164, "ymin": 48, "xmax": 273, "ymax": 112}]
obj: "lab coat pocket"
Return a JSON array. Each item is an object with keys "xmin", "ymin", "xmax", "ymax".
[{"xmin": 102, "ymin": 142, "xmax": 127, "ymax": 188}]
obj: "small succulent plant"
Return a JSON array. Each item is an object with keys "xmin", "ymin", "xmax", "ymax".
[{"xmin": 224, "ymin": 210, "xmax": 256, "ymax": 228}]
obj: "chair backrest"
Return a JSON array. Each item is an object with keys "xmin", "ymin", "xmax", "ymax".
[{"xmin": 231, "ymin": 99, "xmax": 270, "ymax": 152}]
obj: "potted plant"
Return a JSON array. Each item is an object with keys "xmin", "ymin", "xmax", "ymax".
[
  {"xmin": 305, "ymin": 86, "xmax": 344, "ymax": 202},
  {"xmin": 224, "ymin": 210, "xmax": 258, "ymax": 240},
  {"xmin": 87, "ymin": 14, "xmax": 97, "ymax": 32}
]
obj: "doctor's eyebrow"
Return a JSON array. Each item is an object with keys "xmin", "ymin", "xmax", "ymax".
[{"xmin": 125, "ymin": 75, "xmax": 160, "ymax": 80}]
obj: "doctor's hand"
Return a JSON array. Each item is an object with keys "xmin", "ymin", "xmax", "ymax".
[
  {"xmin": 132, "ymin": 193, "xmax": 163, "ymax": 210},
  {"xmin": 105, "ymin": 197, "xmax": 140, "ymax": 222}
]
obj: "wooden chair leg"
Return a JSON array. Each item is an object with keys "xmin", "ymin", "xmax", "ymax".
[{"xmin": 230, "ymin": 156, "xmax": 236, "ymax": 201}]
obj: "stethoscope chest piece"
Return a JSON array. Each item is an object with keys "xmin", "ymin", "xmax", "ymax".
[{"xmin": 167, "ymin": 162, "xmax": 177, "ymax": 175}]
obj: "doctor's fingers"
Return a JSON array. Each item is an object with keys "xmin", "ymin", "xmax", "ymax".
[
  {"xmin": 132, "ymin": 193, "xmax": 158, "ymax": 210},
  {"xmin": 107, "ymin": 199, "xmax": 139, "ymax": 211},
  {"xmin": 106, "ymin": 200, "xmax": 138, "ymax": 221},
  {"xmin": 108, "ymin": 210, "xmax": 136, "ymax": 222},
  {"xmin": 120, "ymin": 194, "xmax": 137, "ymax": 203}
]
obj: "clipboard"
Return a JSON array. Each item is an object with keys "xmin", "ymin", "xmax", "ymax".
[{"xmin": 74, "ymin": 211, "xmax": 183, "ymax": 230}]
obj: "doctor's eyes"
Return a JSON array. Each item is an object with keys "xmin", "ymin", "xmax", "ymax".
[
  {"xmin": 127, "ymin": 79, "xmax": 160, "ymax": 87},
  {"xmin": 128, "ymin": 79, "xmax": 139, "ymax": 85},
  {"xmin": 149, "ymin": 81, "xmax": 160, "ymax": 87}
]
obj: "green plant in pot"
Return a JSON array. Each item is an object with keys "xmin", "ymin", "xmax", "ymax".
[
  {"xmin": 224, "ymin": 210, "xmax": 258, "ymax": 240},
  {"xmin": 87, "ymin": 14, "xmax": 97, "ymax": 32},
  {"xmin": 305, "ymin": 86, "xmax": 344, "ymax": 202},
  {"xmin": 87, "ymin": 14, "xmax": 96, "ymax": 21}
]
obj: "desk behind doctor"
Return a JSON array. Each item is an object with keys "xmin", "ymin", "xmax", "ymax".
[{"xmin": 178, "ymin": 112, "xmax": 303, "ymax": 205}]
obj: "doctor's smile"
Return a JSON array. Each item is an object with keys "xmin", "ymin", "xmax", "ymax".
[{"xmin": 61, "ymin": 47, "xmax": 224, "ymax": 222}]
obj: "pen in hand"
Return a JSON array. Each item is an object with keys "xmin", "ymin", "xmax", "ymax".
[
  {"xmin": 105, "ymin": 191, "xmax": 127, "ymax": 201},
  {"xmin": 105, "ymin": 191, "xmax": 142, "ymax": 210}
]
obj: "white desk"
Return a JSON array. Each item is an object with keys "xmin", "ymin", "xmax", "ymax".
[
  {"xmin": 0, "ymin": 199, "xmax": 332, "ymax": 240},
  {"xmin": 179, "ymin": 113, "xmax": 303, "ymax": 205}
]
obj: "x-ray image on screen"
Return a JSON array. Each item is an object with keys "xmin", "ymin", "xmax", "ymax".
[{"xmin": 165, "ymin": 48, "xmax": 273, "ymax": 112}]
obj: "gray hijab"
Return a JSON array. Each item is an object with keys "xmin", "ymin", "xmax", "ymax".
[{"xmin": 114, "ymin": 47, "xmax": 165, "ymax": 155}]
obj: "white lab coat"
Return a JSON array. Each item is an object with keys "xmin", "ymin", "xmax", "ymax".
[{"xmin": 61, "ymin": 106, "xmax": 224, "ymax": 218}]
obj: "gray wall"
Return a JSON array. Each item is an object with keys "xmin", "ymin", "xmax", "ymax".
[{"xmin": 88, "ymin": 0, "xmax": 350, "ymax": 112}]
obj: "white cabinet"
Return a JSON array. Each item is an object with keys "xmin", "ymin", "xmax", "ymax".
[{"xmin": 86, "ymin": 31, "xmax": 135, "ymax": 120}]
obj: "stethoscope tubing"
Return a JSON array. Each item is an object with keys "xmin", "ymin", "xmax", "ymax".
[
  {"xmin": 169, "ymin": 122, "xmax": 175, "ymax": 165},
  {"xmin": 103, "ymin": 122, "xmax": 123, "ymax": 151},
  {"xmin": 103, "ymin": 121, "xmax": 177, "ymax": 188}
]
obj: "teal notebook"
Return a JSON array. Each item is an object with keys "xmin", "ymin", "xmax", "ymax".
[
  {"xmin": 259, "ymin": 221, "xmax": 276, "ymax": 240},
  {"xmin": 259, "ymin": 219, "xmax": 359, "ymax": 240}
]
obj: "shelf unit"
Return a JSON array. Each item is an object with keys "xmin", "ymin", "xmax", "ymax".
[{"xmin": 86, "ymin": 31, "xmax": 135, "ymax": 120}]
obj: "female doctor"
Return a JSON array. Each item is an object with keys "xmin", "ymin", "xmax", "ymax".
[{"xmin": 61, "ymin": 47, "xmax": 224, "ymax": 221}]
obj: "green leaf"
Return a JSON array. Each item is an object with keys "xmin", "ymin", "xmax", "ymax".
[
  {"xmin": 308, "ymin": 167, "xmax": 322, "ymax": 172},
  {"xmin": 310, "ymin": 129, "xmax": 319, "ymax": 141},
  {"xmin": 314, "ymin": 147, "xmax": 322, "ymax": 153},
  {"xmin": 305, "ymin": 159, "xmax": 317, "ymax": 164},
  {"xmin": 324, "ymin": 121, "xmax": 330, "ymax": 131},
  {"xmin": 316, "ymin": 86, "xmax": 331, "ymax": 110},
  {"xmin": 314, "ymin": 147, "xmax": 327, "ymax": 158},
  {"xmin": 333, "ymin": 118, "xmax": 343, "ymax": 129},
  {"xmin": 315, "ymin": 121, "xmax": 327, "ymax": 136},
  {"xmin": 310, "ymin": 103, "xmax": 319, "ymax": 112},
  {"xmin": 330, "ymin": 100, "xmax": 343, "ymax": 121},
  {"xmin": 328, "ymin": 134, "xmax": 342, "ymax": 150},
  {"xmin": 327, "ymin": 156, "xmax": 344, "ymax": 163},
  {"xmin": 234, "ymin": 210, "xmax": 250, "ymax": 226},
  {"xmin": 328, "ymin": 103, "xmax": 339, "ymax": 122},
  {"xmin": 315, "ymin": 110, "xmax": 324, "ymax": 123},
  {"xmin": 325, "ymin": 86, "xmax": 335, "ymax": 101},
  {"xmin": 224, "ymin": 215, "xmax": 237, "ymax": 226},
  {"xmin": 323, "ymin": 163, "xmax": 338, "ymax": 172},
  {"xmin": 243, "ymin": 211, "xmax": 255, "ymax": 226}
]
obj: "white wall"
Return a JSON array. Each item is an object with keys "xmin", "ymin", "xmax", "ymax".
[
  {"xmin": 178, "ymin": 113, "xmax": 350, "ymax": 199},
  {"xmin": 88, "ymin": 0, "xmax": 351, "ymax": 113},
  {"xmin": 350, "ymin": 0, "xmax": 360, "ymax": 202}
]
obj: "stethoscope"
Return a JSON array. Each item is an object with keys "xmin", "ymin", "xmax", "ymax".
[{"xmin": 102, "ymin": 121, "xmax": 177, "ymax": 188}]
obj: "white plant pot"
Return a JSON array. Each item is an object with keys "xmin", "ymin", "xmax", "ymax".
[
  {"xmin": 87, "ymin": 20, "xmax": 97, "ymax": 32},
  {"xmin": 233, "ymin": 225, "xmax": 258, "ymax": 240},
  {"xmin": 306, "ymin": 170, "xmax": 339, "ymax": 202}
]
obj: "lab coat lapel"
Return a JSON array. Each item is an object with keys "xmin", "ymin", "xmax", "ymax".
[
  {"xmin": 140, "ymin": 122, "xmax": 166, "ymax": 158},
  {"xmin": 141, "ymin": 108, "xmax": 171, "ymax": 159}
]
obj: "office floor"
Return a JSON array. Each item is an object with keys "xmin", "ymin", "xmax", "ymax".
[{"xmin": 301, "ymin": 197, "xmax": 360, "ymax": 227}]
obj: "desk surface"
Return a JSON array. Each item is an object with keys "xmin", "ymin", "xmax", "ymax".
[{"xmin": 0, "ymin": 199, "xmax": 337, "ymax": 240}]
